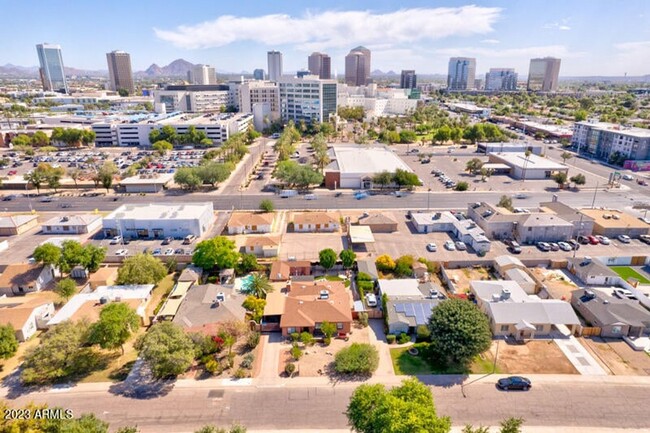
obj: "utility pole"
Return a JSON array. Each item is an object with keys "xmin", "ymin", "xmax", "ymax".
[{"xmin": 591, "ymin": 181, "xmax": 599, "ymax": 209}]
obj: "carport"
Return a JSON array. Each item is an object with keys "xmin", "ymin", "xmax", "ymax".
[
  {"xmin": 482, "ymin": 163, "xmax": 511, "ymax": 174},
  {"xmin": 348, "ymin": 225, "xmax": 375, "ymax": 252}
]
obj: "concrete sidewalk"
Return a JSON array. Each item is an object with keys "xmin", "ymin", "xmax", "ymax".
[{"xmin": 554, "ymin": 336, "xmax": 607, "ymax": 375}]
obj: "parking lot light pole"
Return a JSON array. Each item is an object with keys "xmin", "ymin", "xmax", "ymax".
[
  {"xmin": 591, "ymin": 181, "xmax": 599, "ymax": 209},
  {"xmin": 427, "ymin": 188, "xmax": 431, "ymax": 211}
]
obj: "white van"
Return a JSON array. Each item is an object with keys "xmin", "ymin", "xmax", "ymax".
[
  {"xmin": 279, "ymin": 189, "xmax": 298, "ymax": 198},
  {"xmin": 365, "ymin": 293, "xmax": 378, "ymax": 307}
]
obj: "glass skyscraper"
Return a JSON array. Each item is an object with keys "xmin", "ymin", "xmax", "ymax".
[{"xmin": 36, "ymin": 43, "xmax": 68, "ymax": 94}]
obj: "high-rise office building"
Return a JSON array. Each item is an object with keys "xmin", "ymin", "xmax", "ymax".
[
  {"xmin": 267, "ymin": 51, "xmax": 283, "ymax": 82},
  {"xmin": 527, "ymin": 57, "xmax": 561, "ymax": 92},
  {"xmin": 253, "ymin": 69, "xmax": 265, "ymax": 80},
  {"xmin": 106, "ymin": 50, "xmax": 135, "ymax": 94},
  {"xmin": 308, "ymin": 52, "xmax": 331, "ymax": 79},
  {"xmin": 447, "ymin": 57, "xmax": 476, "ymax": 90},
  {"xmin": 345, "ymin": 46, "xmax": 371, "ymax": 86},
  {"xmin": 188, "ymin": 64, "xmax": 217, "ymax": 85},
  {"xmin": 36, "ymin": 43, "xmax": 68, "ymax": 94},
  {"xmin": 278, "ymin": 75, "xmax": 337, "ymax": 123},
  {"xmin": 400, "ymin": 70, "xmax": 417, "ymax": 89},
  {"xmin": 485, "ymin": 68, "xmax": 518, "ymax": 91}
]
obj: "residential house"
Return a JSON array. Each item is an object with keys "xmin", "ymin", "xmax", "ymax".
[
  {"xmin": 0, "ymin": 215, "xmax": 39, "ymax": 236},
  {"xmin": 386, "ymin": 299, "xmax": 440, "ymax": 335},
  {"xmin": 41, "ymin": 214, "xmax": 103, "ymax": 235},
  {"xmin": 178, "ymin": 265, "xmax": 203, "ymax": 285},
  {"xmin": 470, "ymin": 280, "xmax": 580, "ymax": 339},
  {"xmin": 262, "ymin": 280, "xmax": 353, "ymax": 336},
  {"xmin": 269, "ymin": 260, "xmax": 312, "ymax": 281},
  {"xmin": 243, "ymin": 236, "xmax": 280, "ymax": 257},
  {"xmin": 567, "ymin": 257, "xmax": 621, "ymax": 286},
  {"xmin": 0, "ymin": 295, "xmax": 55, "ymax": 341},
  {"xmin": 292, "ymin": 212, "xmax": 340, "ymax": 232},
  {"xmin": 172, "ymin": 284, "xmax": 246, "ymax": 331},
  {"xmin": 494, "ymin": 255, "xmax": 537, "ymax": 294},
  {"xmin": 227, "ymin": 212, "xmax": 274, "ymax": 234},
  {"xmin": 0, "ymin": 264, "xmax": 56, "ymax": 297},
  {"xmin": 412, "ymin": 261, "xmax": 428, "ymax": 279},
  {"xmin": 578, "ymin": 208, "xmax": 650, "ymax": 238},
  {"xmin": 572, "ymin": 289, "xmax": 650, "ymax": 338},
  {"xmin": 378, "ymin": 279, "xmax": 425, "ymax": 299},
  {"xmin": 356, "ymin": 259, "xmax": 379, "ymax": 282},
  {"xmin": 88, "ymin": 267, "xmax": 118, "ymax": 290},
  {"xmin": 357, "ymin": 213, "xmax": 398, "ymax": 233}
]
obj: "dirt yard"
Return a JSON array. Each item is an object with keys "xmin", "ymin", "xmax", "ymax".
[
  {"xmin": 444, "ymin": 267, "xmax": 492, "ymax": 294},
  {"xmin": 489, "ymin": 339, "xmax": 578, "ymax": 374},
  {"xmin": 278, "ymin": 325, "xmax": 370, "ymax": 377},
  {"xmin": 530, "ymin": 268, "xmax": 578, "ymax": 300},
  {"xmin": 581, "ymin": 337, "xmax": 650, "ymax": 375}
]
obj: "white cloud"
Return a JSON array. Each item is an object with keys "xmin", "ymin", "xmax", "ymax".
[
  {"xmin": 154, "ymin": 6, "xmax": 502, "ymax": 50},
  {"xmin": 614, "ymin": 41, "xmax": 650, "ymax": 75},
  {"xmin": 435, "ymin": 45, "xmax": 574, "ymax": 59},
  {"xmin": 481, "ymin": 39, "xmax": 500, "ymax": 44},
  {"xmin": 542, "ymin": 20, "xmax": 571, "ymax": 31}
]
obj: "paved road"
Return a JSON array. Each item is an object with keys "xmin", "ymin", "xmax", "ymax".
[{"xmin": 4, "ymin": 377, "xmax": 650, "ymax": 432}]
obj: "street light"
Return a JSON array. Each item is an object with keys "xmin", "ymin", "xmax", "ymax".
[{"xmin": 427, "ymin": 188, "xmax": 431, "ymax": 211}]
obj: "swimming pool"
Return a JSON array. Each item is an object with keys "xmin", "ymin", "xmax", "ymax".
[{"xmin": 234, "ymin": 274, "xmax": 255, "ymax": 293}]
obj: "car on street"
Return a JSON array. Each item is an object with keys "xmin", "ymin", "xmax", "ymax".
[
  {"xmin": 420, "ymin": 158, "xmax": 431, "ymax": 164},
  {"xmin": 596, "ymin": 235, "xmax": 610, "ymax": 245},
  {"xmin": 162, "ymin": 237, "xmax": 173, "ymax": 245},
  {"xmin": 60, "ymin": 203, "xmax": 72, "ymax": 208},
  {"xmin": 164, "ymin": 248, "xmax": 174, "ymax": 255},
  {"xmin": 7, "ymin": 170, "xmax": 17, "ymax": 176},
  {"xmin": 110, "ymin": 236, "xmax": 123, "ymax": 245},
  {"xmin": 455, "ymin": 241, "xmax": 467, "ymax": 251},
  {"xmin": 444, "ymin": 240, "xmax": 456, "ymax": 251},
  {"xmin": 497, "ymin": 376, "xmax": 532, "ymax": 391},
  {"xmin": 617, "ymin": 234, "xmax": 631, "ymax": 243},
  {"xmin": 514, "ymin": 193, "xmax": 528, "ymax": 199},
  {"xmin": 40, "ymin": 197, "xmax": 55, "ymax": 202},
  {"xmin": 558, "ymin": 241, "xmax": 572, "ymax": 251},
  {"xmin": 536, "ymin": 242, "xmax": 551, "ymax": 252},
  {"xmin": 335, "ymin": 192, "xmax": 342, "ymax": 197},
  {"xmin": 622, "ymin": 174, "xmax": 634, "ymax": 181},
  {"xmin": 426, "ymin": 242, "xmax": 437, "ymax": 252},
  {"xmin": 115, "ymin": 249, "xmax": 128, "ymax": 256},
  {"xmin": 587, "ymin": 235, "xmax": 600, "ymax": 245},
  {"xmin": 305, "ymin": 194, "xmax": 317, "ymax": 200},
  {"xmin": 409, "ymin": 149, "xmax": 419, "ymax": 154},
  {"xmin": 354, "ymin": 191, "xmax": 368, "ymax": 200}
]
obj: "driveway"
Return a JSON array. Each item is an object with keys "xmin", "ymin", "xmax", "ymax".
[
  {"xmin": 554, "ymin": 335, "xmax": 607, "ymax": 375},
  {"xmin": 368, "ymin": 319, "xmax": 395, "ymax": 377},
  {"xmin": 257, "ymin": 333, "xmax": 284, "ymax": 383}
]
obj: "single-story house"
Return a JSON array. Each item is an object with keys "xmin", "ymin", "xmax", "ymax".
[
  {"xmin": 269, "ymin": 260, "xmax": 312, "ymax": 281},
  {"xmin": 578, "ymin": 208, "xmax": 650, "ymax": 238},
  {"xmin": 242, "ymin": 236, "xmax": 280, "ymax": 257},
  {"xmin": 292, "ymin": 212, "xmax": 340, "ymax": 233},
  {"xmin": 0, "ymin": 264, "xmax": 56, "ymax": 297},
  {"xmin": 172, "ymin": 284, "xmax": 246, "ymax": 331},
  {"xmin": 41, "ymin": 214, "xmax": 103, "ymax": 235},
  {"xmin": 378, "ymin": 279, "xmax": 425, "ymax": 300},
  {"xmin": 571, "ymin": 289, "xmax": 650, "ymax": 338},
  {"xmin": 470, "ymin": 280, "xmax": 580, "ymax": 339},
  {"xmin": 567, "ymin": 257, "xmax": 620, "ymax": 286},
  {"xmin": 178, "ymin": 265, "xmax": 203, "ymax": 285},
  {"xmin": 88, "ymin": 267, "xmax": 118, "ymax": 290},
  {"xmin": 494, "ymin": 255, "xmax": 526, "ymax": 277},
  {"xmin": 504, "ymin": 268, "xmax": 537, "ymax": 294},
  {"xmin": 227, "ymin": 212, "xmax": 274, "ymax": 234},
  {"xmin": 0, "ymin": 295, "xmax": 55, "ymax": 341},
  {"xmin": 262, "ymin": 280, "xmax": 353, "ymax": 336},
  {"xmin": 0, "ymin": 214, "xmax": 39, "ymax": 236},
  {"xmin": 357, "ymin": 213, "xmax": 398, "ymax": 233},
  {"xmin": 357, "ymin": 259, "xmax": 379, "ymax": 282},
  {"xmin": 386, "ymin": 299, "xmax": 440, "ymax": 335}
]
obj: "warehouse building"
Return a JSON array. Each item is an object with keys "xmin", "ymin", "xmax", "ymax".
[{"xmin": 324, "ymin": 146, "xmax": 414, "ymax": 189}]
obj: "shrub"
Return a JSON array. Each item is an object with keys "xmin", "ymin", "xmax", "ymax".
[
  {"xmin": 227, "ymin": 352, "xmax": 236, "ymax": 369},
  {"xmin": 386, "ymin": 334, "xmax": 396, "ymax": 344},
  {"xmin": 246, "ymin": 331, "xmax": 260, "ymax": 349},
  {"xmin": 323, "ymin": 336, "xmax": 332, "ymax": 346},
  {"xmin": 285, "ymin": 362, "xmax": 296, "ymax": 376},
  {"xmin": 357, "ymin": 272, "xmax": 372, "ymax": 281},
  {"xmin": 357, "ymin": 281, "xmax": 374, "ymax": 292},
  {"xmin": 416, "ymin": 325, "xmax": 431, "ymax": 342},
  {"xmin": 259, "ymin": 199, "xmax": 274, "ymax": 212},
  {"xmin": 334, "ymin": 343, "xmax": 379, "ymax": 375},
  {"xmin": 290, "ymin": 344, "xmax": 303, "ymax": 361},
  {"xmin": 233, "ymin": 368, "xmax": 248, "ymax": 379},
  {"xmin": 375, "ymin": 254, "xmax": 396, "ymax": 272},
  {"xmin": 455, "ymin": 181, "xmax": 469, "ymax": 191},
  {"xmin": 300, "ymin": 332, "xmax": 314, "ymax": 346},
  {"xmin": 204, "ymin": 358, "xmax": 220, "ymax": 375},
  {"xmin": 290, "ymin": 332, "xmax": 300, "ymax": 342},
  {"xmin": 240, "ymin": 353, "xmax": 255, "ymax": 369},
  {"xmin": 358, "ymin": 312, "xmax": 369, "ymax": 327},
  {"xmin": 398, "ymin": 333, "xmax": 411, "ymax": 344}
]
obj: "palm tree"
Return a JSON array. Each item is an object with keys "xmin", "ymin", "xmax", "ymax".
[
  {"xmin": 522, "ymin": 150, "xmax": 531, "ymax": 183},
  {"xmin": 248, "ymin": 273, "xmax": 273, "ymax": 299},
  {"xmin": 313, "ymin": 148, "xmax": 330, "ymax": 173}
]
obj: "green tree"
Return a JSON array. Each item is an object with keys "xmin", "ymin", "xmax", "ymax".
[
  {"xmin": 242, "ymin": 296, "xmax": 266, "ymax": 323},
  {"xmin": 500, "ymin": 417, "xmax": 524, "ymax": 433},
  {"xmin": 313, "ymin": 147, "xmax": 331, "ymax": 173},
  {"xmin": 372, "ymin": 171, "xmax": 393, "ymax": 190},
  {"xmin": 98, "ymin": 161, "xmax": 119, "ymax": 193},
  {"xmin": 118, "ymin": 88, "xmax": 129, "ymax": 97},
  {"xmin": 88, "ymin": 302, "xmax": 140, "ymax": 355},
  {"xmin": 83, "ymin": 244, "xmax": 107, "ymax": 273},
  {"xmin": 392, "ymin": 169, "xmax": 421, "ymax": 188},
  {"xmin": 335, "ymin": 343, "xmax": 379, "ymax": 375},
  {"xmin": 321, "ymin": 321, "xmax": 337, "ymax": 339},
  {"xmin": 428, "ymin": 299, "xmax": 492, "ymax": 367},
  {"xmin": 339, "ymin": 249, "xmax": 356, "ymax": 269},
  {"xmin": 560, "ymin": 151, "xmax": 573, "ymax": 163},
  {"xmin": 33, "ymin": 242, "xmax": 62, "ymax": 267},
  {"xmin": 465, "ymin": 158, "xmax": 484, "ymax": 175},
  {"xmin": 552, "ymin": 172, "xmax": 568, "ymax": 188},
  {"xmin": 462, "ymin": 426, "xmax": 490, "ymax": 433},
  {"xmin": 192, "ymin": 237, "xmax": 240, "ymax": 271},
  {"xmin": 570, "ymin": 173, "xmax": 586, "ymax": 188},
  {"xmin": 69, "ymin": 168, "xmax": 83, "ymax": 187},
  {"xmin": 346, "ymin": 378, "xmax": 451, "ymax": 433},
  {"xmin": 455, "ymin": 181, "xmax": 469, "ymax": 191},
  {"xmin": 399, "ymin": 130, "xmax": 417, "ymax": 143},
  {"xmin": 0, "ymin": 324, "xmax": 18, "ymax": 360},
  {"xmin": 497, "ymin": 195, "xmax": 514, "ymax": 211},
  {"xmin": 152, "ymin": 140, "xmax": 173, "ymax": 156},
  {"xmin": 375, "ymin": 254, "xmax": 396, "ymax": 272},
  {"xmin": 11, "ymin": 134, "xmax": 33, "ymax": 147},
  {"xmin": 135, "ymin": 322, "xmax": 195, "ymax": 379},
  {"xmin": 259, "ymin": 199, "xmax": 274, "ymax": 212},
  {"xmin": 197, "ymin": 162, "xmax": 231, "ymax": 187},
  {"xmin": 318, "ymin": 248, "xmax": 337, "ymax": 270},
  {"xmin": 237, "ymin": 253, "xmax": 259, "ymax": 274},
  {"xmin": 23, "ymin": 167, "xmax": 46, "ymax": 193},
  {"xmin": 174, "ymin": 167, "xmax": 202, "ymax": 190},
  {"xmin": 60, "ymin": 240, "xmax": 86, "ymax": 273},
  {"xmin": 116, "ymin": 253, "xmax": 167, "ymax": 285},
  {"xmin": 246, "ymin": 274, "xmax": 273, "ymax": 299},
  {"xmin": 54, "ymin": 278, "xmax": 77, "ymax": 302},
  {"xmin": 394, "ymin": 255, "xmax": 414, "ymax": 278},
  {"xmin": 31, "ymin": 130, "xmax": 50, "ymax": 146},
  {"xmin": 61, "ymin": 413, "xmax": 110, "ymax": 433},
  {"xmin": 574, "ymin": 109, "xmax": 588, "ymax": 122}
]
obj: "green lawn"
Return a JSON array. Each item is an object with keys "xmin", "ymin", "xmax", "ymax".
[
  {"xmin": 390, "ymin": 343, "xmax": 501, "ymax": 375},
  {"xmin": 611, "ymin": 267, "xmax": 650, "ymax": 284}
]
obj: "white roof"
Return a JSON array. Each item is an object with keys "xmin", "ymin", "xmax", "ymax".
[
  {"xmin": 505, "ymin": 268, "xmax": 536, "ymax": 285},
  {"xmin": 487, "ymin": 301, "xmax": 580, "ymax": 326},
  {"xmin": 412, "ymin": 212, "xmax": 456, "ymax": 227},
  {"xmin": 0, "ymin": 214, "xmax": 38, "ymax": 228},
  {"xmin": 42, "ymin": 214, "xmax": 102, "ymax": 227},
  {"xmin": 492, "ymin": 153, "xmax": 568, "ymax": 170},
  {"xmin": 576, "ymin": 121, "xmax": 650, "ymax": 138},
  {"xmin": 378, "ymin": 279, "xmax": 423, "ymax": 299},
  {"xmin": 120, "ymin": 172, "xmax": 174, "ymax": 185},
  {"xmin": 470, "ymin": 280, "xmax": 529, "ymax": 303},
  {"xmin": 105, "ymin": 202, "xmax": 213, "ymax": 221},
  {"xmin": 331, "ymin": 146, "xmax": 412, "ymax": 174},
  {"xmin": 494, "ymin": 255, "xmax": 524, "ymax": 269},
  {"xmin": 349, "ymin": 225, "xmax": 375, "ymax": 243}
]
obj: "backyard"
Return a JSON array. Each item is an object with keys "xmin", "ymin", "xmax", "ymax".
[
  {"xmin": 444, "ymin": 266, "xmax": 493, "ymax": 294},
  {"xmin": 611, "ymin": 266, "xmax": 650, "ymax": 284},
  {"xmin": 390, "ymin": 343, "xmax": 499, "ymax": 375}
]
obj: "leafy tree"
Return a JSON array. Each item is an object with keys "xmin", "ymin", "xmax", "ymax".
[
  {"xmin": 321, "ymin": 321, "xmax": 337, "ymax": 339},
  {"xmin": 313, "ymin": 147, "xmax": 331, "ymax": 173},
  {"xmin": 135, "ymin": 322, "xmax": 195, "ymax": 378},
  {"xmin": 62, "ymin": 413, "xmax": 110, "ymax": 432},
  {"xmin": 245, "ymin": 274, "xmax": 273, "ymax": 299},
  {"xmin": 174, "ymin": 167, "xmax": 202, "ymax": 190},
  {"xmin": 455, "ymin": 181, "xmax": 469, "ymax": 191},
  {"xmin": 11, "ymin": 134, "xmax": 32, "ymax": 147},
  {"xmin": 152, "ymin": 140, "xmax": 173, "ymax": 156},
  {"xmin": 319, "ymin": 248, "xmax": 337, "ymax": 270},
  {"xmin": 552, "ymin": 172, "xmax": 568, "ymax": 188},
  {"xmin": 500, "ymin": 417, "xmax": 524, "ymax": 433},
  {"xmin": 98, "ymin": 162, "xmax": 118, "ymax": 193},
  {"xmin": 394, "ymin": 255, "xmax": 414, "ymax": 278},
  {"xmin": 339, "ymin": 249, "xmax": 356, "ymax": 269},
  {"xmin": 33, "ymin": 242, "xmax": 62, "ymax": 267},
  {"xmin": 334, "ymin": 343, "xmax": 379, "ymax": 375},
  {"xmin": 466, "ymin": 158, "xmax": 484, "ymax": 175},
  {"xmin": 192, "ymin": 237, "xmax": 240, "ymax": 271},
  {"xmin": 197, "ymin": 162, "xmax": 230, "ymax": 187},
  {"xmin": 346, "ymin": 378, "xmax": 452, "ymax": 433},
  {"xmin": 83, "ymin": 244, "xmax": 107, "ymax": 273},
  {"xmin": 259, "ymin": 199, "xmax": 274, "ymax": 212},
  {"xmin": 274, "ymin": 160, "xmax": 323, "ymax": 188},
  {"xmin": 116, "ymin": 427, "xmax": 141, "ymax": 433},
  {"xmin": 570, "ymin": 173, "xmax": 586, "ymax": 187},
  {"xmin": 462, "ymin": 426, "xmax": 490, "ymax": 433},
  {"xmin": 237, "ymin": 253, "xmax": 259, "ymax": 274},
  {"xmin": 118, "ymin": 88, "xmax": 129, "ymax": 97},
  {"xmin": 116, "ymin": 253, "xmax": 167, "ymax": 285},
  {"xmin": 399, "ymin": 130, "xmax": 417, "ymax": 143},
  {"xmin": 574, "ymin": 109, "xmax": 588, "ymax": 122},
  {"xmin": 23, "ymin": 167, "xmax": 46, "ymax": 193},
  {"xmin": 338, "ymin": 106, "xmax": 365, "ymax": 121},
  {"xmin": 560, "ymin": 151, "xmax": 573, "ymax": 163},
  {"xmin": 372, "ymin": 171, "xmax": 393, "ymax": 190},
  {"xmin": 31, "ymin": 130, "xmax": 50, "ymax": 146},
  {"xmin": 392, "ymin": 169, "xmax": 420, "ymax": 188},
  {"xmin": 427, "ymin": 299, "xmax": 492, "ymax": 366},
  {"xmin": 242, "ymin": 296, "xmax": 266, "ymax": 323},
  {"xmin": 433, "ymin": 125, "xmax": 452, "ymax": 144},
  {"xmin": 54, "ymin": 278, "xmax": 77, "ymax": 301},
  {"xmin": 60, "ymin": 240, "xmax": 86, "ymax": 273},
  {"xmin": 88, "ymin": 302, "xmax": 140, "ymax": 355},
  {"xmin": 0, "ymin": 324, "xmax": 18, "ymax": 360},
  {"xmin": 497, "ymin": 195, "xmax": 514, "ymax": 211},
  {"xmin": 375, "ymin": 254, "xmax": 396, "ymax": 272},
  {"xmin": 69, "ymin": 168, "xmax": 83, "ymax": 187}
]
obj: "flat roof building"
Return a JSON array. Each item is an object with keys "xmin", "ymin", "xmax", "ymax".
[
  {"xmin": 488, "ymin": 152, "xmax": 569, "ymax": 180},
  {"xmin": 278, "ymin": 75, "xmax": 337, "ymax": 124},
  {"xmin": 41, "ymin": 214, "xmax": 103, "ymax": 235},
  {"xmin": 447, "ymin": 57, "xmax": 476, "ymax": 91},
  {"xmin": 572, "ymin": 120, "xmax": 650, "ymax": 163},
  {"xmin": 36, "ymin": 43, "xmax": 68, "ymax": 94},
  {"xmin": 527, "ymin": 57, "xmax": 561, "ymax": 92},
  {"xmin": 106, "ymin": 50, "xmax": 135, "ymax": 94}
]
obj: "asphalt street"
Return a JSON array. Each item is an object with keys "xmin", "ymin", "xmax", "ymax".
[{"xmin": 5, "ymin": 377, "xmax": 650, "ymax": 432}]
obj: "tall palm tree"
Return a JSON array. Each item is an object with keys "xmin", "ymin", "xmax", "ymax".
[{"xmin": 248, "ymin": 273, "xmax": 273, "ymax": 299}]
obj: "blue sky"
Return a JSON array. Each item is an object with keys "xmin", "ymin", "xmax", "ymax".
[{"xmin": 2, "ymin": 0, "xmax": 649, "ymax": 76}]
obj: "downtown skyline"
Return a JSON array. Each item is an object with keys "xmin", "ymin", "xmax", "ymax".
[{"xmin": 1, "ymin": 0, "xmax": 649, "ymax": 77}]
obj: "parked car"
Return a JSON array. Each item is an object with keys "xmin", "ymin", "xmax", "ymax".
[
  {"xmin": 548, "ymin": 242, "xmax": 560, "ymax": 251},
  {"xmin": 536, "ymin": 242, "xmax": 551, "ymax": 252},
  {"xmin": 152, "ymin": 248, "xmax": 162, "ymax": 255},
  {"xmin": 305, "ymin": 194, "xmax": 317, "ymax": 200},
  {"xmin": 183, "ymin": 234, "xmax": 197, "ymax": 244},
  {"xmin": 622, "ymin": 174, "xmax": 634, "ymax": 181},
  {"xmin": 587, "ymin": 235, "xmax": 600, "ymax": 245},
  {"xmin": 365, "ymin": 293, "xmax": 378, "ymax": 307},
  {"xmin": 558, "ymin": 241, "xmax": 572, "ymax": 251},
  {"xmin": 637, "ymin": 179, "xmax": 648, "ymax": 186},
  {"xmin": 164, "ymin": 248, "xmax": 174, "ymax": 255},
  {"xmin": 640, "ymin": 234, "xmax": 650, "ymax": 245},
  {"xmin": 174, "ymin": 248, "xmax": 184, "ymax": 254},
  {"xmin": 110, "ymin": 236, "xmax": 123, "ymax": 245},
  {"xmin": 409, "ymin": 149, "xmax": 420, "ymax": 154},
  {"xmin": 577, "ymin": 235, "xmax": 590, "ymax": 245},
  {"xmin": 162, "ymin": 237, "xmax": 173, "ymax": 245},
  {"xmin": 505, "ymin": 239, "xmax": 522, "ymax": 254},
  {"xmin": 617, "ymin": 234, "xmax": 632, "ymax": 243},
  {"xmin": 455, "ymin": 241, "xmax": 467, "ymax": 251},
  {"xmin": 596, "ymin": 235, "xmax": 610, "ymax": 245},
  {"xmin": 115, "ymin": 249, "xmax": 128, "ymax": 256},
  {"xmin": 420, "ymin": 158, "xmax": 431, "ymax": 164},
  {"xmin": 497, "ymin": 376, "xmax": 532, "ymax": 391},
  {"xmin": 444, "ymin": 240, "xmax": 456, "ymax": 251},
  {"xmin": 568, "ymin": 239, "xmax": 580, "ymax": 250},
  {"xmin": 426, "ymin": 242, "xmax": 437, "ymax": 252},
  {"xmin": 613, "ymin": 288, "xmax": 636, "ymax": 300}
]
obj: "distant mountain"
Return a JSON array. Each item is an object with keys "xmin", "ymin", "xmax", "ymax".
[
  {"xmin": 64, "ymin": 66, "xmax": 107, "ymax": 77},
  {"xmin": 370, "ymin": 69, "xmax": 399, "ymax": 77},
  {"xmin": 138, "ymin": 59, "xmax": 195, "ymax": 77},
  {"xmin": 0, "ymin": 63, "xmax": 39, "ymax": 77},
  {"xmin": 559, "ymin": 75, "xmax": 650, "ymax": 83}
]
